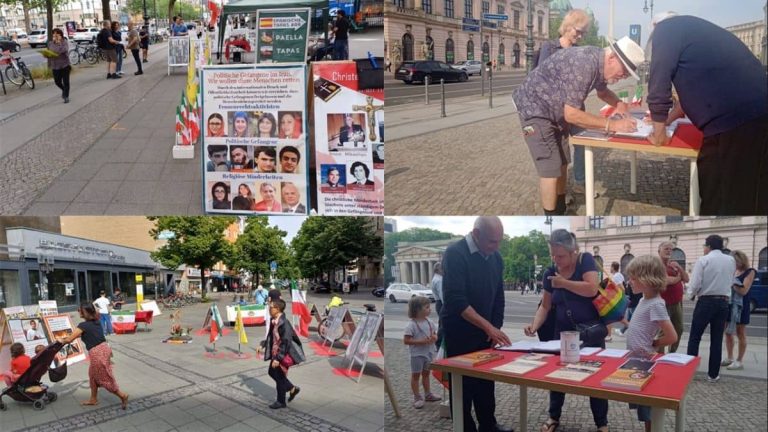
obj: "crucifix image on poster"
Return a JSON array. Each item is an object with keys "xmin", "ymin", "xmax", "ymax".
[{"xmin": 352, "ymin": 96, "xmax": 384, "ymax": 142}]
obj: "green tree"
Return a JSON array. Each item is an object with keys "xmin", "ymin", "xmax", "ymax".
[
  {"xmin": 499, "ymin": 230, "xmax": 552, "ymax": 285},
  {"xmin": 292, "ymin": 217, "xmax": 382, "ymax": 284},
  {"xmin": 1, "ymin": 0, "xmax": 65, "ymax": 40},
  {"xmin": 125, "ymin": 0, "xmax": 201, "ymax": 22},
  {"xmin": 549, "ymin": 15, "xmax": 606, "ymax": 48},
  {"xmin": 229, "ymin": 216, "xmax": 293, "ymax": 288},
  {"xmin": 148, "ymin": 216, "xmax": 236, "ymax": 299},
  {"xmin": 383, "ymin": 228, "xmax": 458, "ymax": 284}
]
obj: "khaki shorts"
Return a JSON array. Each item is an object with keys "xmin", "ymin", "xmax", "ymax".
[
  {"xmin": 518, "ymin": 115, "xmax": 570, "ymax": 178},
  {"xmin": 102, "ymin": 48, "xmax": 117, "ymax": 63}
]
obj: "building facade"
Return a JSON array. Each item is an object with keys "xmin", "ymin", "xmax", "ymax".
[
  {"xmin": 384, "ymin": 0, "xmax": 550, "ymax": 69},
  {"xmin": 726, "ymin": 20, "xmax": 767, "ymax": 64},
  {"xmin": 1, "ymin": 0, "xmax": 134, "ymax": 36},
  {"xmin": 392, "ymin": 238, "xmax": 459, "ymax": 285},
  {"xmin": 571, "ymin": 216, "xmax": 768, "ymax": 274}
]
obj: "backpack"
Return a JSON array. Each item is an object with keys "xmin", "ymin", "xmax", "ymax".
[{"xmin": 97, "ymin": 29, "xmax": 111, "ymax": 49}]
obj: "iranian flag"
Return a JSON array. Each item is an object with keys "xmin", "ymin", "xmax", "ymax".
[
  {"xmin": 291, "ymin": 289, "xmax": 312, "ymax": 338},
  {"xmin": 189, "ymin": 97, "xmax": 200, "ymax": 143},
  {"xmin": 180, "ymin": 93, "xmax": 191, "ymax": 145},
  {"xmin": 227, "ymin": 304, "xmax": 267, "ymax": 325},
  {"xmin": 175, "ymin": 105, "xmax": 185, "ymax": 136},
  {"xmin": 208, "ymin": 0, "xmax": 220, "ymax": 28},
  {"xmin": 210, "ymin": 304, "xmax": 224, "ymax": 343}
]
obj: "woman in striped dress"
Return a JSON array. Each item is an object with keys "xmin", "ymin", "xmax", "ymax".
[{"xmin": 57, "ymin": 303, "xmax": 129, "ymax": 409}]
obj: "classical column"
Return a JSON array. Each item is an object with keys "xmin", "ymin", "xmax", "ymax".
[
  {"xmin": 428, "ymin": 260, "xmax": 435, "ymax": 282},
  {"xmin": 422, "ymin": 261, "xmax": 429, "ymax": 285},
  {"xmin": 413, "ymin": 261, "xmax": 421, "ymax": 285},
  {"xmin": 399, "ymin": 262, "xmax": 408, "ymax": 283},
  {"xmin": 406, "ymin": 261, "xmax": 413, "ymax": 283}
]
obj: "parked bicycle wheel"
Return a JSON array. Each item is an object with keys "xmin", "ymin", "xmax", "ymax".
[
  {"xmin": 317, "ymin": 318, "xmax": 344, "ymax": 342},
  {"xmin": 68, "ymin": 49, "xmax": 80, "ymax": 65},
  {"xmin": 5, "ymin": 65, "xmax": 23, "ymax": 86},
  {"xmin": 21, "ymin": 64, "xmax": 34, "ymax": 89},
  {"xmin": 84, "ymin": 48, "xmax": 98, "ymax": 64}
]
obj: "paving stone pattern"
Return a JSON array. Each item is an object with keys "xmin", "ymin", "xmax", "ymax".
[{"xmin": 383, "ymin": 339, "xmax": 768, "ymax": 432}]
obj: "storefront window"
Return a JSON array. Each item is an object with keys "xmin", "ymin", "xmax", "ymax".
[
  {"xmin": 29, "ymin": 270, "xmax": 43, "ymax": 304},
  {"xmin": 0, "ymin": 270, "xmax": 22, "ymax": 308},
  {"xmin": 88, "ymin": 271, "xmax": 110, "ymax": 301},
  {"xmin": 47, "ymin": 269, "xmax": 78, "ymax": 307},
  {"xmin": 119, "ymin": 272, "xmax": 137, "ymax": 302}
]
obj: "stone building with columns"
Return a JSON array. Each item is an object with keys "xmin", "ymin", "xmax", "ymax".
[
  {"xmin": 571, "ymin": 216, "xmax": 768, "ymax": 276},
  {"xmin": 384, "ymin": 0, "xmax": 550, "ymax": 69},
  {"xmin": 392, "ymin": 238, "xmax": 460, "ymax": 285},
  {"xmin": 726, "ymin": 19, "xmax": 767, "ymax": 65}
]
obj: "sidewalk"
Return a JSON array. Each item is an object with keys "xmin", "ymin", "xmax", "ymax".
[
  {"xmin": 0, "ymin": 32, "xmax": 382, "ymax": 216},
  {"xmin": 385, "ymin": 83, "xmax": 692, "ymax": 215},
  {"xmin": 2, "ymin": 294, "xmax": 384, "ymax": 432}
]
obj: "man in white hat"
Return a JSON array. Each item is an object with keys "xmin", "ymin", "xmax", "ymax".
[
  {"xmin": 646, "ymin": 14, "xmax": 767, "ymax": 215},
  {"xmin": 513, "ymin": 36, "xmax": 645, "ymax": 215}
]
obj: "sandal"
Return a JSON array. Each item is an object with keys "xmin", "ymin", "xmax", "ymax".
[
  {"xmin": 541, "ymin": 418, "xmax": 559, "ymax": 432},
  {"xmin": 81, "ymin": 400, "xmax": 99, "ymax": 406},
  {"xmin": 120, "ymin": 394, "xmax": 129, "ymax": 410}
]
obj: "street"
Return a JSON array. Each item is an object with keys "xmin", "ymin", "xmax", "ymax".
[{"xmin": 385, "ymin": 69, "xmax": 526, "ymax": 106}]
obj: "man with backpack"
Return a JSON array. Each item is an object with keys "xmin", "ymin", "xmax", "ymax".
[{"xmin": 97, "ymin": 20, "xmax": 121, "ymax": 79}]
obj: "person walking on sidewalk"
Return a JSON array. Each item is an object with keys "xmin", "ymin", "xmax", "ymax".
[
  {"xmin": 722, "ymin": 250, "xmax": 757, "ymax": 371},
  {"xmin": 258, "ymin": 299, "xmax": 305, "ymax": 409},
  {"xmin": 98, "ymin": 20, "xmax": 121, "ymax": 79},
  {"xmin": 47, "ymin": 28, "xmax": 71, "ymax": 103},
  {"xmin": 687, "ymin": 234, "xmax": 735, "ymax": 383},
  {"xmin": 127, "ymin": 22, "xmax": 143, "ymax": 75},
  {"xmin": 93, "ymin": 290, "xmax": 113, "ymax": 336},
  {"xmin": 404, "ymin": 296, "xmax": 442, "ymax": 409},
  {"xmin": 56, "ymin": 303, "xmax": 129, "ymax": 409},
  {"xmin": 442, "ymin": 216, "xmax": 513, "ymax": 432},
  {"xmin": 111, "ymin": 21, "xmax": 124, "ymax": 76},
  {"xmin": 657, "ymin": 241, "xmax": 688, "ymax": 353},
  {"xmin": 332, "ymin": 10, "xmax": 350, "ymax": 60},
  {"xmin": 139, "ymin": 25, "xmax": 149, "ymax": 62}
]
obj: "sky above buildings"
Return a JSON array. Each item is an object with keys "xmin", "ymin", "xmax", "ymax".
[
  {"xmin": 267, "ymin": 216, "xmax": 306, "ymax": 243},
  {"xmin": 569, "ymin": 0, "xmax": 766, "ymax": 46},
  {"xmin": 392, "ymin": 216, "xmax": 572, "ymax": 238}
]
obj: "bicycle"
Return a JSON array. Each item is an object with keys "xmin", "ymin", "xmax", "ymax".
[
  {"xmin": 2, "ymin": 52, "xmax": 34, "ymax": 89},
  {"xmin": 68, "ymin": 43, "xmax": 87, "ymax": 65}
]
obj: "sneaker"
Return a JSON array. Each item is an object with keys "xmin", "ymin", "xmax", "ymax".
[
  {"xmin": 413, "ymin": 398, "xmax": 425, "ymax": 409},
  {"xmin": 268, "ymin": 401, "xmax": 286, "ymax": 409},
  {"xmin": 63, "ymin": 97, "xmax": 69, "ymax": 104},
  {"xmin": 135, "ymin": 71, "xmax": 143, "ymax": 75},
  {"xmin": 726, "ymin": 361, "xmax": 743, "ymax": 370},
  {"xmin": 117, "ymin": 71, "xmax": 123, "ymax": 75},
  {"xmin": 424, "ymin": 393, "xmax": 442, "ymax": 402},
  {"xmin": 604, "ymin": 336, "xmax": 613, "ymax": 342},
  {"xmin": 613, "ymin": 328, "xmax": 624, "ymax": 336},
  {"xmin": 720, "ymin": 359, "xmax": 734, "ymax": 367},
  {"xmin": 113, "ymin": 74, "xmax": 122, "ymax": 79},
  {"xmin": 706, "ymin": 375, "xmax": 720, "ymax": 383},
  {"xmin": 143, "ymin": 59, "xmax": 148, "ymax": 63}
]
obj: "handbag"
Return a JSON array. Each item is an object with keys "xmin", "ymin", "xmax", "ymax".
[
  {"xmin": 48, "ymin": 362, "xmax": 67, "ymax": 383},
  {"xmin": 355, "ymin": 57, "xmax": 383, "ymax": 90},
  {"xmin": 279, "ymin": 354, "xmax": 295, "ymax": 369},
  {"xmin": 591, "ymin": 258, "xmax": 628, "ymax": 325},
  {"xmin": 560, "ymin": 277, "xmax": 608, "ymax": 347}
]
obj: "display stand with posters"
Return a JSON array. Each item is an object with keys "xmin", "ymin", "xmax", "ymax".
[
  {"xmin": 168, "ymin": 36, "xmax": 191, "ymax": 75},
  {"xmin": 38, "ymin": 300, "xmax": 58, "ymax": 316},
  {"xmin": 200, "ymin": 65, "xmax": 310, "ymax": 214},
  {"xmin": 345, "ymin": 312, "xmax": 382, "ymax": 383},
  {"xmin": 0, "ymin": 307, "xmax": 51, "ymax": 361},
  {"xmin": 312, "ymin": 61, "xmax": 384, "ymax": 215},
  {"xmin": 254, "ymin": 8, "xmax": 311, "ymax": 64},
  {"xmin": 41, "ymin": 314, "xmax": 86, "ymax": 366}
]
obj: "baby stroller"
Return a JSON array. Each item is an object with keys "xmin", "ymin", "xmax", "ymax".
[{"xmin": 0, "ymin": 342, "xmax": 66, "ymax": 411}]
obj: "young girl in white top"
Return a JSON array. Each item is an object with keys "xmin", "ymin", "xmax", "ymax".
[
  {"xmin": 403, "ymin": 296, "xmax": 441, "ymax": 409},
  {"xmin": 625, "ymin": 255, "xmax": 678, "ymax": 432}
]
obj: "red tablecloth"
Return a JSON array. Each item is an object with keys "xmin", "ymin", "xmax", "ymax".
[
  {"xmin": 435, "ymin": 349, "xmax": 699, "ymax": 402},
  {"xmin": 135, "ymin": 310, "xmax": 152, "ymax": 321},
  {"xmin": 608, "ymin": 124, "xmax": 703, "ymax": 153}
]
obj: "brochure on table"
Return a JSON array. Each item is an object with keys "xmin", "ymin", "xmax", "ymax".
[
  {"xmin": 546, "ymin": 360, "xmax": 605, "ymax": 382},
  {"xmin": 312, "ymin": 62, "xmax": 384, "ymax": 215},
  {"xmin": 493, "ymin": 353, "xmax": 552, "ymax": 375},
  {"xmin": 201, "ymin": 65, "xmax": 309, "ymax": 214},
  {"xmin": 42, "ymin": 314, "xmax": 86, "ymax": 366}
]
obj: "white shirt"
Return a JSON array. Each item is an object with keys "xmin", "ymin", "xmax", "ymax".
[
  {"xmin": 611, "ymin": 272, "xmax": 625, "ymax": 286},
  {"xmin": 26, "ymin": 327, "xmax": 45, "ymax": 340},
  {"xmin": 93, "ymin": 297, "xmax": 111, "ymax": 314},
  {"xmin": 688, "ymin": 250, "xmax": 736, "ymax": 298},
  {"xmin": 431, "ymin": 274, "xmax": 443, "ymax": 302}
]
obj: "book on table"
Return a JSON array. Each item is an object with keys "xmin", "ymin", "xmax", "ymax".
[
  {"xmin": 450, "ymin": 351, "xmax": 505, "ymax": 367},
  {"xmin": 656, "ymin": 352, "xmax": 696, "ymax": 366},
  {"xmin": 601, "ymin": 358, "xmax": 657, "ymax": 391},
  {"xmin": 492, "ymin": 353, "xmax": 552, "ymax": 375},
  {"xmin": 545, "ymin": 360, "xmax": 605, "ymax": 382}
]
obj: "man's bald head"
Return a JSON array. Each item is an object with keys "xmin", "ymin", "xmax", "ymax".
[{"xmin": 472, "ymin": 216, "xmax": 504, "ymax": 256}]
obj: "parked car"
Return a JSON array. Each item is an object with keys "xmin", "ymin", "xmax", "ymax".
[
  {"xmin": 310, "ymin": 280, "xmax": 331, "ymax": 294},
  {"xmin": 395, "ymin": 60, "xmax": 469, "ymax": 84},
  {"xmin": 0, "ymin": 36, "xmax": 22, "ymax": 52},
  {"xmin": 385, "ymin": 283, "xmax": 435, "ymax": 303},
  {"xmin": 27, "ymin": 29, "xmax": 46, "ymax": 48},
  {"xmin": 73, "ymin": 27, "xmax": 99, "ymax": 44},
  {"xmin": 748, "ymin": 270, "xmax": 767, "ymax": 312},
  {"xmin": 453, "ymin": 60, "xmax": 483, "ymax": 76},
  {"xmin": 8, "ymin": 28, "xmax": 27, "ymax": 40}
]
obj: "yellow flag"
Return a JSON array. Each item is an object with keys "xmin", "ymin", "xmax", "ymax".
[{"xmin": 235, "ymin": 306, "xmax": 248, "ymax": 344}]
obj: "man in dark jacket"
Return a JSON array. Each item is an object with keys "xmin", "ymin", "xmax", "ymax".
[
  {"xmin": 646, "ymin": 14, "xmax": 768, "ymax": 215},
  {"xmin": 441, "ymin": 216, "xmax": 512, "ymax": 432}
]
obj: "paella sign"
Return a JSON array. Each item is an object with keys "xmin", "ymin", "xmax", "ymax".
[{"xmin": 255, "ymin": 8, "xmax": 311, "ymax": 63}]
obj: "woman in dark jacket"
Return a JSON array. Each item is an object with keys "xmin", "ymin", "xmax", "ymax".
[
  {"xmin": 259, "ymin": 298, "xmax": 305, "ymax": 409},
  {"xmin": 47, "ymin": 28, "xmax": 71, "ymax": 103},
  {"xmin": 111, "ymin": 21, "xmax": 124, "ymax": 75}
]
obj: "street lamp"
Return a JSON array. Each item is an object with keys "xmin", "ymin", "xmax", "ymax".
[
  {"xmin": 544, "ymin": 215, "xmax": 553, "ymax": 236},
  {"xmin": 142, "ymin": 0, "xmax": 149, "ymax": 30},
  {"xmin": 525, "ymin": 0, "xmax": 534, "ymax": 73}
]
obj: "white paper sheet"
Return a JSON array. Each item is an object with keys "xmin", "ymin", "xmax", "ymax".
[{"xmin": 596, "ymin": 348, "xmax": 630, "ymax": 358}]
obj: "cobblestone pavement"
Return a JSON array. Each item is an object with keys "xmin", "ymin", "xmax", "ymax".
[
  {"xmin": 385, "ymin": 86, "xmax": 692, "ymax": 216},
  {"xmin": 1, "ymin": 295, "xmax": 384, "ymax": 432},
  {"xmin": 383, "ymin": 339, "xmax": 768, "ymax": 432}
]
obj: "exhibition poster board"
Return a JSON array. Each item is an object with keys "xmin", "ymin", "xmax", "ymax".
[
  {"xmin": 42, "ymin": 314, "xmax": 86, "ymax": 366},
  {"xmin": 255, "ymin": 8, "xmax": 311, "ymax": 63},
  {"xmin": 168, "ymin": 36, "xmax": 190, "ymax": 74},
  {"xmin": 38, "ymin": 300, "xmax": 59, "ymax": 316},
  {"xmin": 201, "ymin": 65, "xmax": 309, "ymax": 214},
  {"xmin": 312, "ymin": 61, "xmax": 384, "ymax": 215}
]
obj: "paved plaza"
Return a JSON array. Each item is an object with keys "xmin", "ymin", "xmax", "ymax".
[
  {"xmin": 385, "ymin": 86, "xmax": 693, "ymax": 216},
  {"xmin": 1, "ymin": 292, "xmax": 384, "ymax": 432}
]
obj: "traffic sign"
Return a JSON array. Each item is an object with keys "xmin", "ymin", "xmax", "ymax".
[
  {"xmin": 483, "ymin": 13, "xmax": 508, "ymax": 21},
  {"xmin": 482, "ymin": 20, "xmax": 497, "ymax": 29},
  {"xmin": 462, "ymin": 24, "xmax": 480, "ymax": 32},
  {"xmin": 462, "ymin": 17, "xmax": 480, "ymax": 25},
  {"xmin": 270, "ymin": 261, "xmax": 277, "ymax": 272}
]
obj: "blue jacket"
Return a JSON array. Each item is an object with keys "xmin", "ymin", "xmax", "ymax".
[{"xmin": 647, "ymin": 16, "xmax": 767, "ymax": 137}]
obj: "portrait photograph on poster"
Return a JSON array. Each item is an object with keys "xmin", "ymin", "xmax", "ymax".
[
  {"xmin": 7, "ymin": 318, "xmax": 50, "ymax": 357},
  {"xmin": 346, "ymin": 161, "xmax": 375, "ymax": 191},
  {"xmin": 320, "ymin": 164, "xmax": 346, "ymax": 193},
  {"xmin": 41, "ymin": 314, "xmax": 86, "ymax": 365},
  {"xmin": 328, "ymin": 113, "xmax": 366, "ymax": 151}
]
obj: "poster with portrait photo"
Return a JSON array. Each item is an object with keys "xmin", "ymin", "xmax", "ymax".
[
  {"xmin": 250, "ymin": 181, "xmax": 283, "ymax": 213},
  {"xmin": 205, "ymin": 112, "xmax": 228, "ymax": 138},
  {"xmin": 168, "ymin": 36, "xmax": 190, "ymax": 67},
  {"xmin": 312, "ymin": 62, "xmax": 384, "ymax": 215},
  {"xmin": 201, "ymin": 65, "xmax": 309, "ymax": 215},
  {"xmin": 320, "ymin": 164, "xmax": 346, "ymax": 193},
  {"xmin": 207, "ymin": 180, "xmax": 232, "ymax": 211},
  {"xmin": 7, "ymin": 318, "xmax": 50, "ymax": 357},
  {"xmin": 41, "ymin": 314, "xmax": 86, "ymax": 366},
  {"xmin": 327, "ymin": 113, "xmax": 367, "ymax": 152},
  {"xmin": 346, "ymin": 160, "xmax": 376, "ymax": 191}
]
